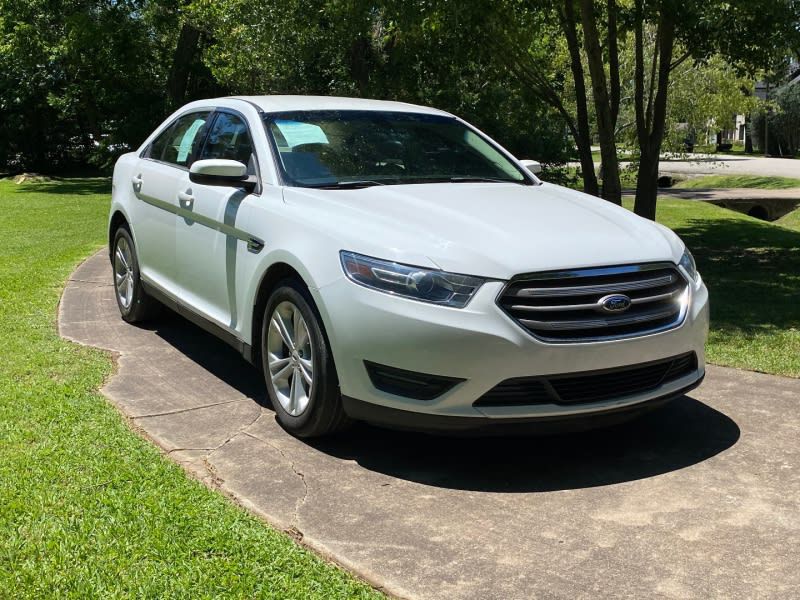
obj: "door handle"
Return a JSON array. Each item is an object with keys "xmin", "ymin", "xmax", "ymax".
[
  {"xmin": 131, "ymin": 174, "xmax": 143, "ymax": 193},
  {"xmin": 178, "ymin": 190, "xmax": 194, "ymax": 207}
]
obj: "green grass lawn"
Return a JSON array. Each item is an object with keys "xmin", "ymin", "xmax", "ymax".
[
  {"xmin": 776, "ymin": 208, "xmax": 800, "ymax": 232},
  {"xmin": 649, "ymin": 199, "xmax": 800, "ymax": 377},
  {"xmin": 0, "ymin": 178, "xmax": 381, "ymax": 599},
  {"xmin": 673, "ymin": 174, "xmax": 800, "ymax": 190}
]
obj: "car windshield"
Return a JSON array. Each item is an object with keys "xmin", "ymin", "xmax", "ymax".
[{"xmin": 263, "ymin": 110, "xmax": 531, "ymax": 188}]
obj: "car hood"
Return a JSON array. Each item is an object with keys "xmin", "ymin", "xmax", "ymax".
[{"xmin": 284, "ymin": 182, "xmax": 685, "ymax": 280}]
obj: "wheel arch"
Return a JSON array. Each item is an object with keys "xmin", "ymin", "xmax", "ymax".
[
  {"xmin": 108, "ymin": 209, "xmax": 131, "ymax": 259},
  {"xmin": 248, "ymin": 248, "xmax": 343, "ymax": 366},
  {"xmin": 250, "ymin": 260, "xmax": 314, "ymax": 367}
]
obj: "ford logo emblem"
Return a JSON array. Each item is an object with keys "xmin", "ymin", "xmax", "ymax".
[{"xmin": 599, "ymin": 294, "xmax": 632, "ymax": 313}]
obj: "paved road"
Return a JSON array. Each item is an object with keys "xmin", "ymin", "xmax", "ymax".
[
  {"xmin": 61, "ymin": 252, "xmax": 800, "ymax": 600},
  {"xmin": 654, "ymin": 154, "xmax": 800, "ymax": 178},
  {"xmin": 572, "ymin": 154, "xmax": 799, "ymax": 178},
  {"xmin": 632, "ymin": 188, "xmax": 800, "ymax": 201}
]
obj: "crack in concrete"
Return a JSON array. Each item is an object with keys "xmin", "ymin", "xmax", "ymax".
[
  {"xmin": 68, "ymin": 278, "xmax": 112, "ymax": 286},
  {"xmin": 201, "ymin": 454, "xmax": 225, "ymax": 488},
  {"xmin": 199, "ymin": 409, "xmax": 266, "ymax": 488},
  {"xmin": 166, "ymin": 447, "xmax": 215, "ymax": 454},
  {"xmin": 133, "ymin": 398, "xmax": 247, "ymax": 419},
  {"xmin": 244, "ymin": 430, "xmax": 309, "ymax": 538}
]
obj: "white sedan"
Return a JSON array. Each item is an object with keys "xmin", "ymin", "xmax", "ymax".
[{"xmin": 109, "ymin": 95, "xmax": 708, "ymax": 437}]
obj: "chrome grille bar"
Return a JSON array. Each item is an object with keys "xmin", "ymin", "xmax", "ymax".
[
  {"xmin": 509, "ymin": 289, "xmax": 682, "ymax": 313},
  {"xmin": 519, "ymin": 305, "xmax": 679, "ymax": 331},
  {"xmin": 512, "ymin": 273, "xmax": 678, "ymax": 298}
]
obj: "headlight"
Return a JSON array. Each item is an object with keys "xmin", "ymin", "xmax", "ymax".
[
  {"xmin": 679, "ymin": 248, "xmax": 699, "ymax": 282},
  {"xmin": 340, "ymin": 251, "xmax": 485, "ymax": 308}
]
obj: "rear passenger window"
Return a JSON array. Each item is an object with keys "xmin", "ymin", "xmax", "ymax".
[
  {"xmin": 148, "ymin": 124, "xmax": 175, "ymax": 162},
  {"xmin": 200, "ymin": 112, "xmax": 254, "ymax": 169},
  {"xmin": 149, "ymin": 111, "xmax": 211, "ymax": 167}
]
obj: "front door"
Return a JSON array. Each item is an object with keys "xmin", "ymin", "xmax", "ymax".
[{"xmin": 175, "ymin": 110, "xmax": 260, "ymax": 331}]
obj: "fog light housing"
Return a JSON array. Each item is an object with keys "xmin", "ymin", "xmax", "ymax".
[{"xmin": 364, "ymin": 361, "xmax": 465, "ymax": 400}]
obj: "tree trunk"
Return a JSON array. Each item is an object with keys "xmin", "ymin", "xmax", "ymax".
[
  {"xmin": 167, "ymin": 23, "xmax": 201, "ymax": 109},
  {"xmin": 633, "ymin": 9, "xmax": 675, "ymax": 220},
  {"xmin": 559, "ymin": 0, "xmax": 599, "ymax": 196},
  {"xmin": 635, "ymin": 147, "xmax": 659, "ymax": 220},
  {"xmin": 348, "ymin": 37, "xmax": 372, "ymax": 96},
  {"xmin": 607, "ymin": 0, "xmax": 620, "ymax": 128},
  {"xmin": 744, "ymin": 116, "xmax": 753, "ymax": 153},
  {"xmin": 572, "ymin": 127, "xmax": 599, "ymax": 197},
  {"xmin": 579, "ymin": 0, "xmax": 621, "ymax": 205},
  {"xmin": 81, "ymin": 101, "xmax": 104, "ymax": 145}
]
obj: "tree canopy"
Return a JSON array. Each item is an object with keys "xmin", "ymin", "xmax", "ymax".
[{"xmin": 1, "ymin": 0, "xmax": 798, "ymax": 219}]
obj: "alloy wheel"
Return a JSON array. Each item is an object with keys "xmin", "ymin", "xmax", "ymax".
[
  {"xmin": 114, "ymin": 236, "xmax": 134, "ymax": 309},
  {"xmin": 267, "ymin": 300, "xmax": 314, "ymax": 416}
]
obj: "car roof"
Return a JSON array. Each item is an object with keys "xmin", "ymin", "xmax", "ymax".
[{"xmin": 225, "ymin": 95, "xmax": 453, "ymax": 116}]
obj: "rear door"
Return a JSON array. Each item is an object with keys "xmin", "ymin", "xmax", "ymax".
[
  {"xmin": 174, "ymin": 109, "xmax": 261, "ymax": 331},
  {"xmin": 131, "ymin": 110, "xmax": 212, "ymax": 294}
]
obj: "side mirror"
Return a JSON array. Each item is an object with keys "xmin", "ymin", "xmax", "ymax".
[
  {"xmin": 189, "ymin": 159, "xmax": 255, "ymax": 192},
  {"xmin": 519, "ymin": 159, "xmax": 542, "ymax": 175}
]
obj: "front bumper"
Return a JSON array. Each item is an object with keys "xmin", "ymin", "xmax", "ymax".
[
  {"xmin": 313, "ymin": 274, "xmax": 709, "ymax": 424},
  {"xmin": 341, "ymin": 374, "xmax": 704, "ymax": 434}
]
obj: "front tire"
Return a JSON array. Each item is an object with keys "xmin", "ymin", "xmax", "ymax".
[
  {"xmin": 112, "ymin": 227, "xmax": 160, "ymax": 323},
  {"xmin": 261, "ymin": 279, "xmax": 350, "ymax": 437}
]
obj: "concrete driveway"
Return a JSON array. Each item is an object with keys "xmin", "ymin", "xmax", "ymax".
[{"xmin": 60, "ymin": 251, "xmax": 800, "ymax": 599}]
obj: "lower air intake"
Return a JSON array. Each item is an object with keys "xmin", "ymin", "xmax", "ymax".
[{"xmin": 475, "ymin": 352, "xmax": 697, "ymax": 407}]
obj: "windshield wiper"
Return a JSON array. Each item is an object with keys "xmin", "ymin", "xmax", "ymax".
[
  {"xmin": 309, "ymin": 177, "xmax": 522, "ymax": 188},
  {"xmin": 448, "ymin": 176, "xmax": 522, "ymax": 184},
  {"xmin": 312, "ymin": 180, "xmax": 386, "ymax": 189}
]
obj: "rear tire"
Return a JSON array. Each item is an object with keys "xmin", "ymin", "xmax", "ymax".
[
  {"xmin": 261, "ymin": 278, "xmax": 351, "ymax": 437},
  {"xmin": 111, "ymin": 227, "xmax": 160, "ymax": 323}
]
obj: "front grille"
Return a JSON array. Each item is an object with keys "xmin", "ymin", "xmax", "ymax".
[
  {"xmin": 475, "ymin": 352, "xmax": 697, "ymax": 407},
  {"xmin": 497, "ymin": 263, "xmax": 688, "ymax": 342}
]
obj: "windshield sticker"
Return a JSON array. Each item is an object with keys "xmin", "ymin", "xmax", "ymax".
[{"xmin": 274, "ymin": 120, "xmax": 329, "ymax": 148}]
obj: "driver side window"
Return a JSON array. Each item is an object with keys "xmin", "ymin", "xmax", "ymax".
[{"xmin": 200, "ymin": 112, "xmax": 255, "ymax": 173}]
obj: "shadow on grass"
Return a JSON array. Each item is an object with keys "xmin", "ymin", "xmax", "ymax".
[
  {"xmin": 11, "ymin": 177, "xmax": 111, "ymax": 196},
  {"xmin": 673, "ymin": 217, "xmax": 800, "ymax": 333}
]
